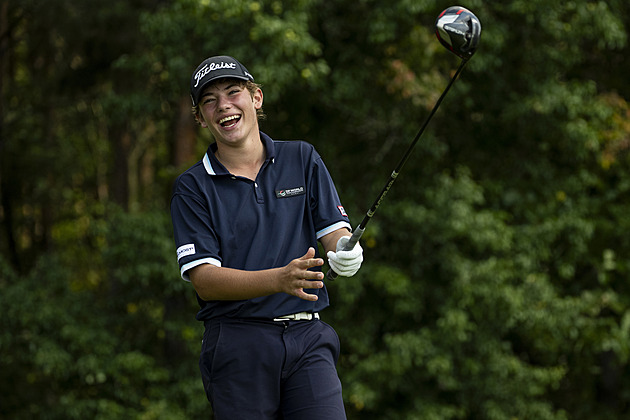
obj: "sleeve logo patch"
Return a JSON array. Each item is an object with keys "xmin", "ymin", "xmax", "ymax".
[
  {"xmin": 338, "ymin": 206, "xmax": 348, "ymax": 217},
  {"xmin": 176, "ymin": 244, "xmax": 196, "ymax": 261},
  {"xmin": 275, "ymin": 186, "xmax": 305, "ymax": 198}
]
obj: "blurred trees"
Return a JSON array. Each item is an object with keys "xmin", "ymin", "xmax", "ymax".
[{"xmin": 2, "ymin": 0, "xmax": 630, "ymax": 418}]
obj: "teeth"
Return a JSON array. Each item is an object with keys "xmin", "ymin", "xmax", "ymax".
[{"xmin": 219, "ymin": 115, "xmax": 240, "ymax": 125}]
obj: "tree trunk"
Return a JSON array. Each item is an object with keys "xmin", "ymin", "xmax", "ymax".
[
  {"xmin": 173, "ymin": 96, "xmax": 197, "ymax": 168},
  {"xmin": 111, "ymin": 127, "xmax": 131, "ymax": 210}
]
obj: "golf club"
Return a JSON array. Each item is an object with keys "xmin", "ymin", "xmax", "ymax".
[{"xmin": 327, "ymin": 6, "xmax": 481, "ymax": 280}]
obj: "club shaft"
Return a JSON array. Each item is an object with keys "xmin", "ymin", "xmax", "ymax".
[{"xmin": 327, "ymin": 59, "xmax": 468, "ymax": 280}]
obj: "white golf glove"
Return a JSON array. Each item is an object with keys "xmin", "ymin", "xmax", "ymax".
[{"xmin": 327, "ymin": 236, "xmax": 363, "ymax": 277}]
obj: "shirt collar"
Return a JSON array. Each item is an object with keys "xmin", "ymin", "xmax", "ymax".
[{"xmin": 203, "ymin": 131, "xmax": 276, "ymax": 176}]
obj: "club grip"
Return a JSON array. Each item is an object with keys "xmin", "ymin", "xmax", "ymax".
[{"xmin": 326, "ymin": 226, "xmax": 365, "ymax": 281}]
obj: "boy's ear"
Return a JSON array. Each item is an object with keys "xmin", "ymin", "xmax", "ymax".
[
  {"xmin": 194, "ymin": 112, "xmax": 208, "ymax": 128},
  {"xmin": 253, "ymin": 88, "xmax": 263, "ymax": 109}
]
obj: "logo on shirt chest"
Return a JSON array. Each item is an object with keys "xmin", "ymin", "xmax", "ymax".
[{"xmin": 275, "ymin": 186, "xmax": 305, "ymax": 198}]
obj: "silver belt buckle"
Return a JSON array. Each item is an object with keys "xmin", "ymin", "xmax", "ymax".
[{"xmin": 273, "ymin": 312, "xmax": 319, "ymax": 321}]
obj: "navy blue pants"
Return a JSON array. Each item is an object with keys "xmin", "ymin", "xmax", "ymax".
[{"xmin": 200, "ymin": 317, "xmax": 346, "ymax": 420}]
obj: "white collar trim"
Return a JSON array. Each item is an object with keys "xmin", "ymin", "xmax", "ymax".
[{"xmin": 202, "ymin": 153, "xmax": 216, "ymax": 175}]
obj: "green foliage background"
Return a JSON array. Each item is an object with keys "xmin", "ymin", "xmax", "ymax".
[{"xmin": 2, "ymin": 0, "xmax": 630, "ymax": 418}]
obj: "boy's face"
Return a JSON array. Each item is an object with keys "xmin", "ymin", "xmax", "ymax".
[{"xmin": 197, "ymin": 79, "xmax": 263, "ymax": 146}]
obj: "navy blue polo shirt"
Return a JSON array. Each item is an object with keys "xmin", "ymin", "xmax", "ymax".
[{"xmin": 170, "ymin": 132, "xmax": 351, "ymax": 321}]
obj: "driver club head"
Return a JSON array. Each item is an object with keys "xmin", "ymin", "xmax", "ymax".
[{"xmin": 435, "ymin": 6, "xmax": 482, "ymax": 60}]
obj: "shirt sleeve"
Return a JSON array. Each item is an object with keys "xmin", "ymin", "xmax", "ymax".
[
  {"xmin": 170, "ymin": 180, "xmax": 222, "ymax": 281},
  {"xmin": 309, "ymin": 151, "xmax": 352, "ymax": 238}
]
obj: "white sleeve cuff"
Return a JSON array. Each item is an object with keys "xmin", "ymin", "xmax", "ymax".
[
  {"xmin": 316, "ymin": 221, "xmax": 352, "ymax": 239},
  {"xmin": 180, "ymin": 257, "xmax": 221, "ymax": 281}
]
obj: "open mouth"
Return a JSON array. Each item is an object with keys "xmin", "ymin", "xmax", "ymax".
[{"xmin": 218, "ymin": 115, "xmax": 241, "ymax": 128}]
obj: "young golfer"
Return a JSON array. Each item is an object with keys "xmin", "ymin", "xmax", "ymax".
[{"xmin": 170, "ymin": 55, "xmax": 363, "ymax": 420}]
